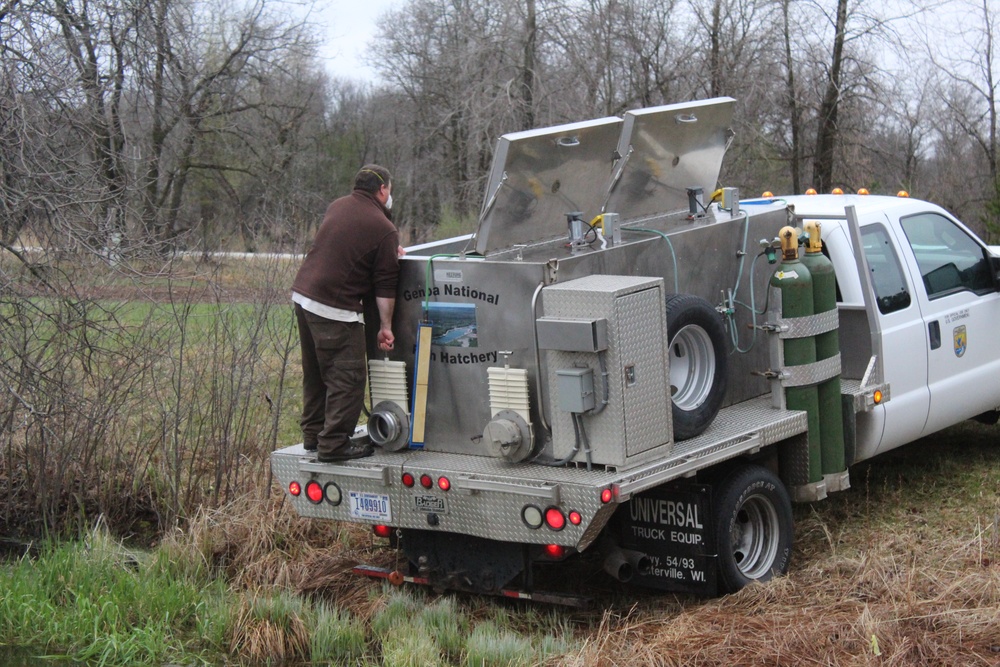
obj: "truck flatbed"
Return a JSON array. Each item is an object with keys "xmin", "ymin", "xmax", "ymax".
[{"xmin": 272, "ymin": 396, "xmax": 807, "ymax": 550}]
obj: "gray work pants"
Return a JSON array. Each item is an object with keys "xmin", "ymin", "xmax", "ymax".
[{"xmin": 295, "ymin": 304, "xmax": 366, "ymax": 457}]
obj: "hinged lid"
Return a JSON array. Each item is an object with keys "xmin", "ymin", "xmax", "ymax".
[
  {"xmin": 472, "ymin": 117, "xmax": 622, "ymax": 256},
  {"xmin": 606, "ymin": 97, "xmax": 735, "ymax": 221}
]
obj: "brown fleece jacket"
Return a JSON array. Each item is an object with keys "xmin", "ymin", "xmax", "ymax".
[{"xmin": 292, "ymin": 189, "xmax": 399, "ymax": 313}]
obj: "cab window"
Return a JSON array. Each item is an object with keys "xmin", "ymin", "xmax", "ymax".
[
  {"xmin": 861, "ymin": 225, "xmax": 911, "ymax": 314},
  {"xmin": 899, "ymin": 212, "xmax": 992, "ymax": 298}
]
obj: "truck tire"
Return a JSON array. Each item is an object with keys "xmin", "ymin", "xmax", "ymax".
[
  {"xmin": 712, "ymin": 464, "xmax": 793, "ymax": 593},
  {"xmin": 665, "ymin": 293, "xmax": 728, "ymax": 439}
]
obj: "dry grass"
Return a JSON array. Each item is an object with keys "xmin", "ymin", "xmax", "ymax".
[
  {"xmin": 555, "ymin": 424, "xmax": 1000, "ymax": 666},
  {"xmin": 556, "ymin": 556, "xmax": 999, "ymax": 666},
  {"xmin": 227, "ymin": 592, "xmax": 311, "ymax": 664},
  {"xmin": 165, "ymin": 486, "xmax": 398, "ymax": 618}
]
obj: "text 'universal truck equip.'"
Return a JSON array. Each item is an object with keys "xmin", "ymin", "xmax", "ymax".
[{"xmin": 272, "ymin": 97, "xmax": 1000, "ymax": 605}]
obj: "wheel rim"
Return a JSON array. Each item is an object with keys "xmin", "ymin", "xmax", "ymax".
[
  {"xmin": 669, "ymin": 324, "xmax": 716, "ymax": 410},
  {"xmin": 729, "ymin": 493, "xmax": 780, "ymax": 580}
]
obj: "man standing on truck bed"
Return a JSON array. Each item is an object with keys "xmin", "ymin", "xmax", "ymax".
[{"xmin": 291, "ymin": 164, "xmax": 400, "ymax": 462}]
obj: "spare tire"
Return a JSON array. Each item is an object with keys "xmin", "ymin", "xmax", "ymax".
[{"xmin": 665, "ymin": 293, "xmax": 728, "ymax": 440}]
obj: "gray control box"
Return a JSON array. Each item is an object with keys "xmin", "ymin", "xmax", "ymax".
[{"xmin": 556, "ymin": 367, "xmax": 596, "ymax": 413}]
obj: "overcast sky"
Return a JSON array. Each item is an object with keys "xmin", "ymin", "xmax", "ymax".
[
  {"xmin": 308, "ymin": 0, "xmax": 399, "ymax": 81},
  {"xmin": 303, "ymin": 0, "xmax": 978, "ymax": 85}
]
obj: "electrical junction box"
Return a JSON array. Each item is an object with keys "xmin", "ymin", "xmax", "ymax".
[
  {"xmin": 540, "ymin": 275, "xmax": 672, "ymax": 469},
  {"xmin": 556, "ymin": 367, "xmax": 596, "ymax": 413},
  {"xmin": 722, "ymin": 187, "xmax": 740, "ymax": 216}
]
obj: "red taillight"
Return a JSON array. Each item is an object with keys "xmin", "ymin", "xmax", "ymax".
[
  {"xmin": 568, "ymin": 511, "xmax": 582, "ymax": 526},
  {"xmin": 544, "ymin": 507, "xmax": 566, "ymax": 531},
  {"xmin": 373, "ymin": 525, "xmax": 393, "ymax": 538},
  {"xmin": 288, "ymin": 481, "xmax": 301, "ymax": 497},
  {"xmin": 438, "ymin": 476, "xmax": 451, "ymax": 492},
  {"xmin": 544, "ymin": 544, "xmax": 565, "ymax": 559},
  {"xmin": 600, "ymin": 488, "xmax": 613, "ymax": 504},
  {"xmin": 402, "ymin": 472, "xmax": 415, "ymax": 487},
  {"xmin": 305, "ymin": 481, "xmax": 323, "ymax": 504},
  {"xmin": 420, "ymin": 474, "xmax": 433, "ymax": 489}
]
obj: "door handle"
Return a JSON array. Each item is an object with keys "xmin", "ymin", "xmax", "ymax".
[{"xmin": 928, "ymin": 320, "xmax": 941, "ymax": 350}]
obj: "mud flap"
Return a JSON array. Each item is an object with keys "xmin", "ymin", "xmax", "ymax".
[{"xmin": 610, "ymin": 483, "xmax": 718, "ymax": 596}]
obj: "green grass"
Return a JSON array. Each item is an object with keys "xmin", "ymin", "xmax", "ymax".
[
  {"xmin": 0, "ymin": 533, "xmax": 576, "ymax": 666},
  {"xmin": 0, "ymin": 531, "xmax": 231, "ymax": 665},
  {"xmin": 310, "ymin": 602, "xmax": 367, "ymax": 664},
  {"xmin": 370, "ymin": 587, "xmax": 573, "ymax": 666}
]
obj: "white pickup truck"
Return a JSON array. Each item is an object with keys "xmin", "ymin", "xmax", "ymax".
[{"xmin": 272, "ymin": 98, "xmax": 1000, "ymax": 603}]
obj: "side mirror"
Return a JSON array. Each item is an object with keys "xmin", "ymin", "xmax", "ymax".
[{"xmin": 992, "ymin": 255, "xmax": 1000, "ymax": 290}]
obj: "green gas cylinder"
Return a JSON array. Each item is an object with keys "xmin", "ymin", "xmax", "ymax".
[
  {"xmin": 770, "ymin": 226, "xmax": 822, "ymax": 485},
  {"xmin": 801, "ymin": 221, "xmax": 846, "ymax": 482}
]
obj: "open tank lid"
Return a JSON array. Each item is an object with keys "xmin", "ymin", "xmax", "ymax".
[
  {"xmin": 471, "ymin": 116, "xmax": 623, "ymax": 256},
  {"xmin": 606, "ymin": 97, "xmax": 736, "ymax": 222}
]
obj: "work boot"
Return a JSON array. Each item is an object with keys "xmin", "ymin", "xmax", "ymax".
[
  {"xmin": 350, "ymin": 424, "xmax": 371, "ymax": 446},
  {"xmin": 317, "ymin": 441, "xmax": 374, "ymax": 462}
]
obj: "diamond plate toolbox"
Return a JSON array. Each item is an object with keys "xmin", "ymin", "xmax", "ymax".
[{"xmin": 540, "ymin": 275, "xmax": 672, "ymax": 468}]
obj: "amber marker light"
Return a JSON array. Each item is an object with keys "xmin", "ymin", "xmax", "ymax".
[
  {"xmin": 762, "ymin": 190, "xmax": 774, "ymax": 198},
  {"xmin": 897, "ymin": 190, "xmax": 909, "ymax": 198},
  {"xmin": 805, "ymin": 188, "xmax": 818, "ymax": 195},
  {"xmin": 832, "ymin": 187, "xmax": 844, "ymax": 195},
  {"xmin": 873, "ymin": 390, "xmax": 883, "ymax": 404},
  {"xmin": 858, "ymin": 188, "xmax": 870, "ymax": 195}
]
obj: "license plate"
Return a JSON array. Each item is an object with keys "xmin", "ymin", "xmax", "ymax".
[{"xmin": 348, "ymin": 492, "xmax": 392, "ymax": 521}]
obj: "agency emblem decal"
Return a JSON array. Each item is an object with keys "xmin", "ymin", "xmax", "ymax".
[{"xmin": 953, "ymin": 325, "xmax": 967, "ymax": 358}]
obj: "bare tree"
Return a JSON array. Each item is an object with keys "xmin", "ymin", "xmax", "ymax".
[
  {"xmin": 521, "ymin": 0, "xmax": 537, "ymax": 129},
  {"xmin": 376, "ymin": 0, "xmax": 527, "ymax": 229},
  {"xmin": 781, "ymin": 0, "xmax": 805, "ymax": 193},
  {"xmin": 923, "ymin": 0, "xmax": 999, "ymax": 240},
  {"xmin": 811, "ymin": 0, "xmax": 850, "ymax": 194},
  {"xmin": 1, "ymin": 0, "xmax": 324, "ymax": 255}
]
